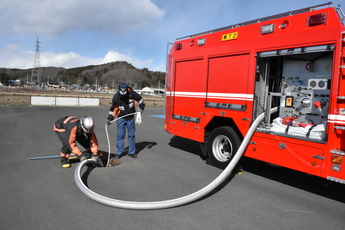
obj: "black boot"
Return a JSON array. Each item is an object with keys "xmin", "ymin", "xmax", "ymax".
[{"xmin": 61, "ymin": 157, "xmax": 71, "ymax": 168}]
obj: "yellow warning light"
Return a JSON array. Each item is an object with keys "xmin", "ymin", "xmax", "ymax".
[{"xmin": 331, "ymin": 155, "xmax": 343, "ymax": 164}]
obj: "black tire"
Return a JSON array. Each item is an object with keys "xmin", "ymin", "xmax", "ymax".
[{"xmin": 207, "ymin": 126, "xmax": 241, "ymax": 169}]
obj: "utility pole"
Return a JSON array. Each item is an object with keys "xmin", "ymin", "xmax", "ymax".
[{"xmin": 31, "ymin": 37, "xmax": 41, "ymax": 85}]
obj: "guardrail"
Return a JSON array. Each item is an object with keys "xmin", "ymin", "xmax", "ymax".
[
  {"xmin": 31, "ymin": 96, "xmax": 99, "ymax": 106},
  {"xmin": 0, "ymin": 94, "xmax": 164, "ymax": 107}
]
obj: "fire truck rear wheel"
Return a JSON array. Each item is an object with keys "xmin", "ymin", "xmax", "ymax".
[{"xmin": 208, "ymin": 126, "xmax": 241, "ymax": 169}]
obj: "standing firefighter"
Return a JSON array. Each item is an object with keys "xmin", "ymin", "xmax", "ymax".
[
  {"xmin": 107, "ymin": 83, "xmax": 145, "ymax": 159},
  {"xmin": 54, "ymin": 116, "xmax": 99, "ymax": 168}
]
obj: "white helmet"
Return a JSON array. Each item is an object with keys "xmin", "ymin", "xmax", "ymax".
[{"xmin": 80, "ymin": 116, "xmax": 95, "ymax": 133}]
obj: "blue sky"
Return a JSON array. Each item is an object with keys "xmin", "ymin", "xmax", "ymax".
[{"xmin": 0, "ymin": 0, "xmax": 340, "ymax": 72}]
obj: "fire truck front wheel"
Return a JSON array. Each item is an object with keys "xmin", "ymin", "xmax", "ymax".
[{"xmin": 208, "ymin": 126, "xmax": 241, "ymax": 169}]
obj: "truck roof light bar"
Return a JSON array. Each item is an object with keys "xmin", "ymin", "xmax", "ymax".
[{"xmin": 177, "ymin": 2, "xmax": 333, "ymax": 40}]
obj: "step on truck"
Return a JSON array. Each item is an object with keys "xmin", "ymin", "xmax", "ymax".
[{"xmin": 164, "ymin": 2, "xmax": 345, "ymax": 183}]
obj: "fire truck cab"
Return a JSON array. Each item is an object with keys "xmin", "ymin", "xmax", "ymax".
[{"xmin": 165, "ymin": 2, "xmax": 345, "ymax": 183}]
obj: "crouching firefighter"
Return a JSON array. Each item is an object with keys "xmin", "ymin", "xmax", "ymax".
[{"xmin": 53, "ymin": 116, "xmax": 99, "ymax": 168}]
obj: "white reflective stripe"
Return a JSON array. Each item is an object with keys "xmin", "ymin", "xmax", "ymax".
[
  {"xmin": 329, "ymin": 121, "xmax": 345, "ymax": 124},
  {"xmin": 207, "ymin": 93, "xmax": 253, "ymax": 101},
  {"xmin": 171, "ymin": 91, "xmax": 254, "ymax": 101},
  {"xmin": 174, "ymin": 92, "xmax": 206, "ymax": 97},
  {"xmin": 328, "ymin": 114, "xmax": 345, "ymax": 124}
]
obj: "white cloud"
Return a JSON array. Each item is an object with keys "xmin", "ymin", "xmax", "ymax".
[
  {"xmin": 1, "ymin": 0, "xmax": 164, "ymax": 35},
  {"xmin": 41, "ymin": 51, "xmax": 95, "ymax": 68},
  {"xmin": 0, "ymin": 44, "xmax": 35, "ymax": 69},
  {"xmin": 102, "ymin": 50, "xmax": 154, "ymax": 68}
]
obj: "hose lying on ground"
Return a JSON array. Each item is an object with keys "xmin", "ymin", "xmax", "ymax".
[{"xmin": 74, "ymin": 107, "xmax": 278, "ymax": 210}]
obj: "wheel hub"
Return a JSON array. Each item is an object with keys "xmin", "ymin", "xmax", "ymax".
[{"xmin": 212, "ymin": 135, "xmax": 233, "ymax": 162}]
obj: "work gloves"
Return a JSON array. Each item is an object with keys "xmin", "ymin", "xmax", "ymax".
[
  {"xmin": 135, "ymin": 110, "xmax": 142, "ymax": 125},
  {"xmin": 107, "ymin": 111, "xmax": 142, "ymax": 125},
  {"xmin": 79, "ymin": 154, "xmax": 87, "ymax": 162},
  {"xmin": 91, "ymin": 155, "xmax": 103, "ymax": 167},
  {"xmin": 91, "ymin": 155, "xmax": 99, "ymax": 162},
  {"xmin": 107, "ymin": 115, "xmax": 114, "ymax": 125}
]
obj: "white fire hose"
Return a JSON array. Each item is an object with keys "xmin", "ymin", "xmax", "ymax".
[
  {"xmin": 105, "ymin": 112, "xmax": 139, "ymax": 167},
  {"xmin": 74, "ymin": 107, "xmax": 278, "ymax": 210}
]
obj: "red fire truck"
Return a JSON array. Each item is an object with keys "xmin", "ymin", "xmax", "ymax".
[{"xmin": 164, "ymin": 2, "xmax": 345, "ymax": 183}]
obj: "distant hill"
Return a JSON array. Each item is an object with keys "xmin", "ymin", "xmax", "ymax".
[{"xmin": 0, "ymin": 61, "xmax": 165, "ymax": 90}]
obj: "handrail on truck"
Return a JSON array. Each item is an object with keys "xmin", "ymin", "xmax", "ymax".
[{"xmin": 177, "ymin": 2, "xmax": 334, "ymax": 40}]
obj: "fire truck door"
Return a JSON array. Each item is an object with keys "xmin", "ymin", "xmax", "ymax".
[
  {"xmin": 206, "ymin": 54, "xmax": 250, "ymax": 110},
  {"xmin": 171, "ymin": 59, "xmax": 206, "ymax": 141}
]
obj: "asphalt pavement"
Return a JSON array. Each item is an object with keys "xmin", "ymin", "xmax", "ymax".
[{"xmin": 0, "ymin": 106, "xmax": 344, "ymax": 230}]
